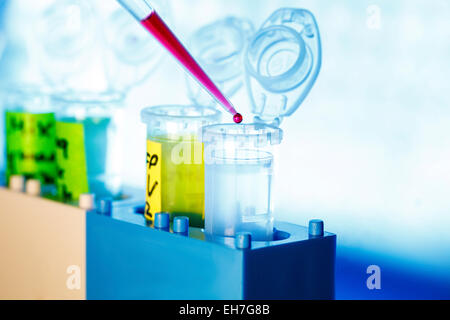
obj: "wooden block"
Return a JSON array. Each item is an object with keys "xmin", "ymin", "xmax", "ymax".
[{"xmin": 0, "ymin": 188, "xmax": 86, "ymax": 300}]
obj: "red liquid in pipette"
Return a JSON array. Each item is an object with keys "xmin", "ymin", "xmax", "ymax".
[{"xmin": 141, "ymin": 12, "xmax": 243, "ymax": 124}]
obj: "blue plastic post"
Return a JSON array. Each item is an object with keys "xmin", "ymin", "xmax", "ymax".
[
  {"xmin": 173, "ymin": 217, "xmax": 189, "ymax": 235},
  {"xmin": 154, "ymin": 213, "xmax": 170, "ymax": 231},
  {"xmin": 309, "ymin": 219, "xmax": 324, "ymax": 237},
  {"xmin": 235, "ymin": 232, "xmax": 252, "ymax": 250},
  {"xmin": 97, "ymin": 198, "xmax": 113, "ymax": 217}
]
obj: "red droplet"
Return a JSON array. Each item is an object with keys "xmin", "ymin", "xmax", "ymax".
[{"xmin": 233, "ymin": 113, "xmax": 243, "ymax": 124}]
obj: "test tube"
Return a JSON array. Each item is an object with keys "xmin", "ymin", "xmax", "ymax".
[
  {"xmin": 141, "ymin": 105, "xmax": 221, "ymax": 227},
  {"xmin": 202, "ymin": 124, "xmax": 283, "ymax": 241},
  {"xmin": 3, "ymin": 86, "xmax": 57, "ymax": 189},
  {"xmin": 0, "ymin": 89, "xmax": 6, "ymax": 184},
  {"xmin": 52, "ymin": 92, "xmax": 125, "ymax": 202}
]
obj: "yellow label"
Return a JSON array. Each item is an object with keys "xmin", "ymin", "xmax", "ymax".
[
  {"xmin": 145, "ymin": 140, "xmax": 162, "ymax": 222},
  {"xmin": 55, "ymin": 121, "xmax": 89, "ymax": 201}
]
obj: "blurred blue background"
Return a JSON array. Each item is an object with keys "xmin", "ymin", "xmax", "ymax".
[{"xmin": 0, "ymin": 0, "xmax": 449, "ymax": 299}]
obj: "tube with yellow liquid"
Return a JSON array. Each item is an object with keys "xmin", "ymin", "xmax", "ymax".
[{"xmin": 141, "ymin": 105, "xmax": 221, "ymax": 227}]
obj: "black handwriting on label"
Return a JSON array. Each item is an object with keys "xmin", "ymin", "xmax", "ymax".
[
  {"xmin": 56, "ymin": 138, "xmax": 69, "ymax": 160},
  {"xmin": 7, "ymin": 150, "xmax": 56, "ymax": 183},
  {"xmin": 146, "ymin": 151, "xmax": 160, "ymax": 221},
  {"xmin": 41, "ymin": 173, "xmax": 55, "ymax": 185},
  {"xmin": 61, "ymin": 184, "xmax": 72, "ymax": 202},
  {"xmin": 147, "ymin": 152, "xmax": 158, "ymax": 170},
  {"xmin": 145, "ymin": 201, "xmax": 152, "ymax": 220},
  {"xmin": 8, "ymin": 117, "xmax": 54, "ymax": 138},
  {"xmin": 9, "ymin": 117, "xmax": 24, "ymax": 132},
  {"xmin": 7, "ymin": 151, "xmax": 56, "ymax": 163},
  {"xmin": 38, "ymin": 122, "xmax": 54, "ymax": 137},
  {"xmin": 147, "ymin": 175, "xmax": 158, "ymax": 197},
  {"xmin": 35, "ymin": 153, "xmax": 55, "ymax": 162},
  {"xmin": 57, "ymin": 167, "xmax": 65, "ymax": 180},
  {"xmin": 18, "ymin": 152, "xmax": 56, "ymax": 163},
  {"xmin": 6, "ymin": 153, "xmax": 16, "ymax": 173},
  {"xmin": 56, "ymin": 164, "xmax": 71, "ymax": 201},
  {"xmin": 146, "ymin": 152, "xmax": 159, "ymax": 198}
]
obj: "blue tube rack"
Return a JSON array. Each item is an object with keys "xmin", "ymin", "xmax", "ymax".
[{"xmin": 87, "ymin": 202, "xmax": 336, "ymax": 300}]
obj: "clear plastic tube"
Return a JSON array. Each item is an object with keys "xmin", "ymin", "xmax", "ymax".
[{"xmin": 202, "ymin": 124, "xmax": 283, "ymax": 241}]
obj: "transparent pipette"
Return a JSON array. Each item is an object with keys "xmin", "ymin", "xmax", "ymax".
[{"xmin": 116, "ymin": 0, "xmax": 243, "ymax": 123}]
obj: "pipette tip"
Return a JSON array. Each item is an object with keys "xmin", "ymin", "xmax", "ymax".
[{"xmin": 233, "ymin": 113, "xmax": 243, "ymax": 124}]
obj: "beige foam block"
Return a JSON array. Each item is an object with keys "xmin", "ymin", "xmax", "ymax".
[{"xmin": 0, "ymin": 188, "xmax": 86, "ymax": 300}]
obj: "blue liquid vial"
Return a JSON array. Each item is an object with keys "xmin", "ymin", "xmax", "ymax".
[
  {"xmin": 202, "ymin": 124, "xmax": 283, "ymax": 241},
  {"xmin": 52, "ymin": 92, "xmax": 125, "ymax": 201}
]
